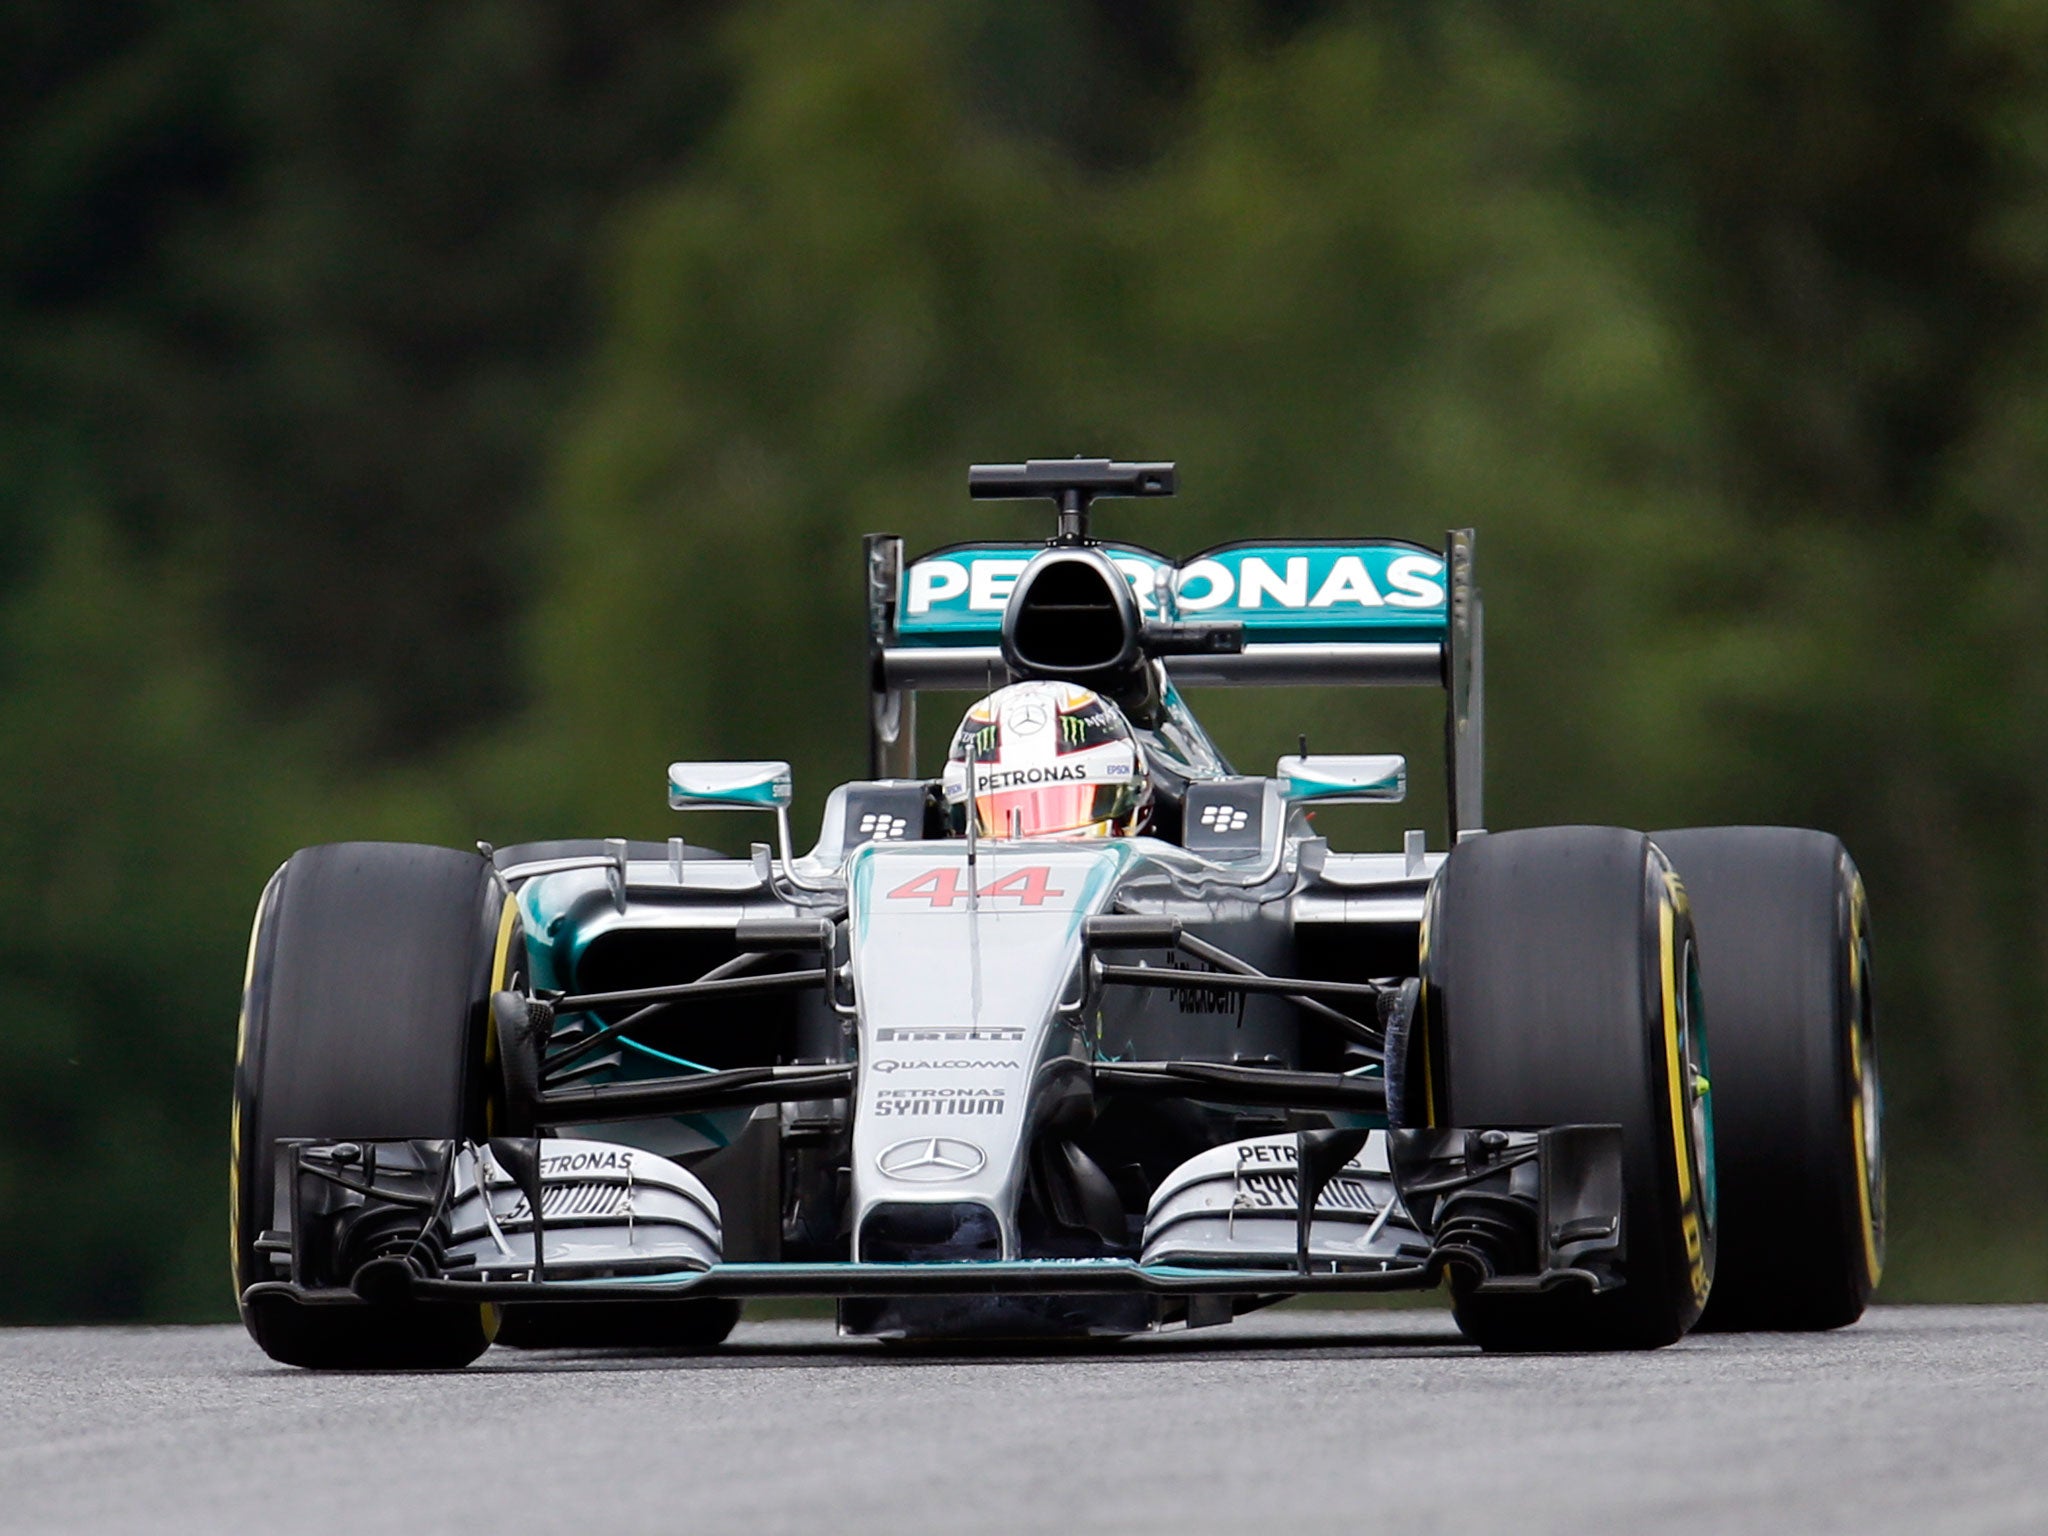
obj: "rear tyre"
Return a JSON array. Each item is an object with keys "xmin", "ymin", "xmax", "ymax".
[
  {"xmin": 1423, "ymin": 827, "xmax": 1715, "ymax": 1351},
  {"xmin": 1651, "ymin": 828, "xmax": 1881, "ymax": 1331},
  {"xmin": 232, "ymin": 843, "xmax": 511, "ymax": 1369}
]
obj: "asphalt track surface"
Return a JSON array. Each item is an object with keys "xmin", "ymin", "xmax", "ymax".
[{"xmin": 1, "ymin": 1305, "xmax": 2043, "ymax": 1535}]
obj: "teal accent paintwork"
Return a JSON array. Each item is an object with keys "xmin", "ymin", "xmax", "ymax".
[
  {"xmin": 516, "ymin": 869, "xmax": 606, "ymax": 994},
  {"xmin": 679, "ymin": 1113, "xmax": 733, "ymax": 1149},
  {"xmin": 1690, "ymin": 956, "xmax": 1718, "ymax": 1233},
  {"xmin": 548, "ymin": 1258, "xmax": 1426, "ymax": 1289},
  {"xmin": 1064, "ymin": 843, "xmax": 1134, "ymax": 940},
  {"xmin": 847, "ymin": 841, "xmax": 879, "ymax": 945},
  {"xmin": 517, "ymin": 883, "xmax": 562, "ymax": 992},
  {"xmin": 1282, "ymin": 761, "xmax": 1406, "ymax": 802},
  {"xmin": 1332, "ymin": 1111, "xmax": 1392, "ymax": 1131},
  {"xmin": 690, "ymin": 779, "xmax": 778, "ymax": 806},
  {"xmin": 618, "ymin": 1037, "xmax": 717, "ymax": 1073},
  {"xmin": 667, "ymin": 762, "xmax": 792, "ymax": 808},
  {"xmin": 510, "ymin": 868, "xmax": 744, "ymax": 1152},
  {"xmin": 897, "ymin": 540, "xmax": 1447, "ymax": 646}
]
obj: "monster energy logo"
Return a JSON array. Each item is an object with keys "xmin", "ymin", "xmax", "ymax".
[
  {"xmin": 969, "ymin": 724, "xmax": 998, "ymax": 756},
  {"xmin": 1061, "ymin": 714, "xmax": 1088, "ymax": 746}
]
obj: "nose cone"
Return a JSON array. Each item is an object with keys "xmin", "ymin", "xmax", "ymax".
[{"xmin": 845, "ymin": 842, "xmax": 1128, "ymax": 1257}]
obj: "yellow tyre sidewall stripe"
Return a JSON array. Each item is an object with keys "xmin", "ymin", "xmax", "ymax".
[
  {"xmin": 483, "ymin": 894, "xmax": 519, "ymax": 1137},
  {"xmin": 1846, "ymin": 875, "xmax": 1882, "ymax": 1289},
  {"xmin": 229, "ymin": 871, "xmax": 280, "ymax": 1305},
  {"xmin": 1659, "ymin": 874, "xmax": 1710, "ymax": 1310},
  {"xmin": 477, "ymin": 890, "xmax": 522, "ymax": 1346}
]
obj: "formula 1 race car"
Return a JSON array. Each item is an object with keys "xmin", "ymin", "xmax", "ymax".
[{"xmin": 231, "ymin": 459, "xmax": 1884, "ymax": 1366}]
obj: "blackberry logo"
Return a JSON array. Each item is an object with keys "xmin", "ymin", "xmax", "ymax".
[
  {"xmin": 1199, "ymin": 803, "xmax": 1250, "ymax": 833},
  {"xmin": 857, "ymin": 812, "xmax": 909, "ymax": 840}
]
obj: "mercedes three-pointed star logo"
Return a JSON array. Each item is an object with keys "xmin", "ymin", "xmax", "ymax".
[
  {"xmin": 1007, "ymin": 699, "xmax": 1050, "ymax": 735},
  {"xmin": 875, "ymin": 1137, "xmax": 987, "ymax": 1182}
]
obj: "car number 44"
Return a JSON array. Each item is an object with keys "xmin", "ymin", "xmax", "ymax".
[{"xmin": 885, "ymin": 867, "xmax": 1065, "ymax": 907}]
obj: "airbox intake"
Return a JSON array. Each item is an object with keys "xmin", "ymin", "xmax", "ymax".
[{"xmin": 1000, "ymin": 548, "xmax": 1151, "ymax": 712}]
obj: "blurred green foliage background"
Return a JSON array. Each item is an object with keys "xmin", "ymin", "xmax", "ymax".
[{"xmin": 5, "ymin": 0, "xmax": 2047, "ymax": 1320}]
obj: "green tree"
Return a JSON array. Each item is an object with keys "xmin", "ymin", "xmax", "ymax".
[{"xmin": 7, "ymin": 0, "xmax": 2048, "ymax": 1318}]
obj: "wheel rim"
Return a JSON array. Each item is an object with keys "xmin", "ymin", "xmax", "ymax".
[{"xmin": 1680, "ymin": 938, "xmax": 1717, "ymax": 1245}]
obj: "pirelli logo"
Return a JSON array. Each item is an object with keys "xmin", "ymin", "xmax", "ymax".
[{"xmin": 875, "ymin": 1026, "xmax": 1026, "ymax": 1043}]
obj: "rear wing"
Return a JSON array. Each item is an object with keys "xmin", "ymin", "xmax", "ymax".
[{"xmin": 863, "ymin": 528, "xmax": 1484, "ymax": 837}]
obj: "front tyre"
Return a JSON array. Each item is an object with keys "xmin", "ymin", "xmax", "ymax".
[
  {"xmin": 231, "ymin": 842, "xmax": 512, "ymax": 1369},
  {"xmin": 1652, "ymin": 827, "xmax": 1881, "ymax": 1331},
  {"xmin": 1422, "ymin": 826, "xmax": 1716, "ymax": 1351}
]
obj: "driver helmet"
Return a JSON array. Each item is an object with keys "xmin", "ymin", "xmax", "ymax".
[{"xmin": 942, "ymin": 680, "xmax": 1150, "ymax": 839}]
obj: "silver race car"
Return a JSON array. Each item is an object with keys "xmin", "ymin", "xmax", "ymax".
[{"xmin": 232, "ymin": 459, "xmax": 1883, "ymax": 1365}]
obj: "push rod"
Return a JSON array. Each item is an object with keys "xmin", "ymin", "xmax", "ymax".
[
  {"xmin": 1093, "ymin": 963, "xmax": 1384, "ymax": 1002},
  {"xmin": 543, "ymin": 953, "xmax": 790, "ymax": 1075},
  {"xmin": 534, "ymin": 1061, "xmax": 857, "ymax": 1124},
  {"xmin": 553, "ymin": 966, "xmax": 826, "ymax": 1013},
  {"xmin": 1091, "ymin": 1059, "xmax": 1387, "ymax": 1112},
  {"xmin": 1086, "ymin": 915, "xmax": 1385, "ymax": 1051}
]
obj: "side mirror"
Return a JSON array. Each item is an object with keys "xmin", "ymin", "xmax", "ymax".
[
  {"xmin": 667, "ymin": 761, "xmax": 793, "ymax": 811},
  {"xmin": 1275, "ymin": 753, "xmax": 1406, "ymax": 804},
  {"xmin": 667, "ymin": 760, "xmax": 833, "ymax": 894}
]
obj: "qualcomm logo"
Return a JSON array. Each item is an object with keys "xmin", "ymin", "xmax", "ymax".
[
  {"xmin": 875, "ymin": 1137, "xmax": 987, "ymax": 1183},
  {"xmin": 1199, "ymin": 803, "xmax": 1251, "ymax": 833},
  {"xmin": 857, "ymin": 812, "xmax": 909, "ymax": 840}
]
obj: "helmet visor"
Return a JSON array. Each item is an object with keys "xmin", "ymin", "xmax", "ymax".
[{"xmin": 974, "ymin": 782, "xmax": 1134, "ymax": 839}]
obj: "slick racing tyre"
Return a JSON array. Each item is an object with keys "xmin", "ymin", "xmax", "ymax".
[
  {"xmin": 232, "ymin": 842, "xmax": 511, "ymax": 1369},
  {"xmin": 1422, "ymin": 826, "xmax": 1716, "ymax": 1351},
  {"xmin": 1651, "ymin": 828, "xmax": 1881, "ymax": 1331}
]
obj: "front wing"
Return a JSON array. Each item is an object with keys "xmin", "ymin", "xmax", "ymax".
[{"xmin": 243, "ymin": 1125, "xmax": 1626, "ymax": 1322}]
